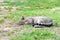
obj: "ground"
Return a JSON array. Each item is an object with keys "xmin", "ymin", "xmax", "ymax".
[
  {"xmin": 0, "ymin": 0, "xmax": 60, "ymax": 40},
  {"xmin": 0, "ymin": 6, "xmax": 60, "ymax": 40}
]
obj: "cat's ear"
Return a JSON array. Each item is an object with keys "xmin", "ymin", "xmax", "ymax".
[{"xmin": 21, "ymin": 16, "xmax": 25, "ymax": 20}]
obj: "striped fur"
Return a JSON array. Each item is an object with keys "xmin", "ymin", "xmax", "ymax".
[{"xmin": 18, "ymin": 16, "xmax": 53, "ymax": 27}]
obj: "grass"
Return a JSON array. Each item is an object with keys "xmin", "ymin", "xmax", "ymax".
[
  {"xmin": 0, "ymin": 0, "xmax": 60, "ymax": 8},
  {"xmin": 10, "ymin": 28, "xmax": 60, "ymax": 40},
  {"xmin": 0, "ymin": 0, "xmax": 60, "ymax": 40},
  {"xmin": 2, "ymin": 6, "xmax": 60, "ymax": 40},
  {"xmin": 0, "ymin": 18, "xmax": 4, "ymax": 23},
  {"xmin": 4, "ymin": 9, "xmax": 60, "ymax": 26}
]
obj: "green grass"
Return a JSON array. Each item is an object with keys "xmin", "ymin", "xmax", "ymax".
[
  {"xmin": 10, "ymin": 28, "xmax": 60, "ymax": 40},
  {"xmin": 4, "ymin": 9, "xmax": 60, "ymax": 26},
  {"xmin": 0, "ymin": 18, "xmax": 4, "ymax": 23},
  {"xmin": 0, "ymin": 0, "xmax": 60, "ymax": 9},
  {"xmin": 2, "ymin": 4, "xmax": 60, "ymax": 40},
  {"xmin": 0, "ymin": 0, "xmax": 60, "ymax": 40}
]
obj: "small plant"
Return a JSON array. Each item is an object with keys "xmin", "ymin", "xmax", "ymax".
[{"xmin": 0, "ymin": 18, "xmax": 4, "ymax": 23}]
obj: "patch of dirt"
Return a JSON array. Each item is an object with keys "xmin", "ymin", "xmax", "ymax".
[
  {"xmin": 0, "ymin": 0, "xmax": 4, "ymax": 2},
  {"xmin": 0, "ymin": 18, "xmax": 12, "ymax": 28},
  {"xmin": 53, "ymin": 27, "xmax": 60, "ymax": 35},
  {"xmin": 0, "ymin": 36, "xmax": 9, "ymax": 40},
  {"xmin": 0, "ymin": 7, "xmax": 9, "ymax": 15},
  {"xmin": 49, "ymin": 7, "xmax": 60, "ymax": 11}
]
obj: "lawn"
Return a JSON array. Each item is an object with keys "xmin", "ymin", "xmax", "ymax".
[{"xmin": 0, "ymin": 0, "xmax": 60, "ymax": 40}]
